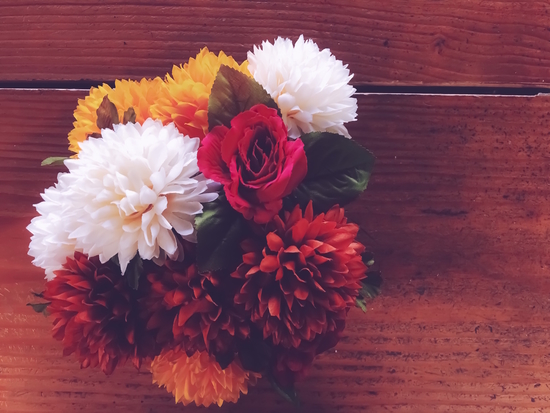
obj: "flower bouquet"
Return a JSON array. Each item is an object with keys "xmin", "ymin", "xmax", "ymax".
[{"xmin": 27, "ymin": 36, "xmax": 380, "ymax": 407}]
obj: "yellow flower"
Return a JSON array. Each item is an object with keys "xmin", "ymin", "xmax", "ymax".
[
  {"xmin": 151, "ymin": 348, "xmax": 260, "ymax": 407},
  {"xmin": 68, "ymin": 77, "xmax": 163, "ymax": 154},
  {"xmin": 151, "ymin": 47, "xmax": 250, "ymax": 140}
]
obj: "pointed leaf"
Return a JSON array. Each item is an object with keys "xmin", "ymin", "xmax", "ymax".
[
  {"xmin": 208, "ymin": 65, "xmax": 280, "ymax": 131},
  {"xmin": 125, "ymin": 254, "xmax": 143, "ymax": 290},
  {"xmin": 268, "ymin": 373, "xmax": 300, "ymax": 406},
  {"xmin": 27, "ymin": 302, "xmax": 50, "ymax": 315},
  {"xmin": 96, "ymin": 95, "xmax": 119, "ymax": 130},
  {"xmin": 41, "ymin": 156, "xmax": 68, "ymax": 166},
  {"xmin": 195, "ymin": 195, "xmax": 248, "ymax": 273},
  {"xmin": 122, "ymin": 107, "xmax": 136, "ymax": 124},
  {"xmin": 238, "ymin": 336, "xmax": 272, "ymax": 374},
  {"xmin": 355, "ymin": 270, "xmax": 382, "ymax": 312},
  {"xmin": 286, "ymin": 132, "xmax": 375, "ymax": 212}
]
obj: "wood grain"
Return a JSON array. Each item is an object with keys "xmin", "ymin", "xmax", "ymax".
[
  {"xmin": 1, "ymin": 89, "xmax": 550, "ymax": 412},
  {"xmin": 1, "ymin": 1, "xmax": 550, "ymax": 86}
]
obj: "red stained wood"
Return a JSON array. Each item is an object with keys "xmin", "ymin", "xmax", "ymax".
[
  {"xmin": 0, "ymin": 1, "xmax": 550, "ymax": 86},
  {"xmin": 1, "ymin": 90, "xmax": 550, "ymax": 412}
]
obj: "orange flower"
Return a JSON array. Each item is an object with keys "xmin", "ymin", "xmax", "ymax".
[
  {"xmin": 150, "ymin": 47, "xmax": 250, "ymax": 140},
  {"xmin": 151, "ymin": 348, "xmax": 260, "ymax": 407},
  {"xmin": 232, "ymin": 201, "xmax": 367, "ymax": 349},
  {"xmin": 68, "ymin": 77, "xmax": 163, "ymax": 153}
]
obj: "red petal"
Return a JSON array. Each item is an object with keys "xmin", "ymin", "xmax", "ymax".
[
  {"xmin": 260, "ymin": 255, "xmax": 279, "ymax": 273},
  {"xmin": 268, "ymin": 295, "xmax": 281, "ymax": 318},
  {"xmin": 266, "ymin": 232, "xmax": 285, "ymax": 252}
]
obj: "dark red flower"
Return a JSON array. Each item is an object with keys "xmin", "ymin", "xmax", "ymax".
[
  {"xmin": 144, "ymin": 259, "xmax": 250, "ymax": 358},
  {"xmin": 232, "ymin": 202, "xmax": 367, "ymax": 349},
  {"xmin": 197, "ymin": 104, "xmax": 307, "ymax": 224},
  {"xmin": 272, "ymin": 325, "xmax": 345, "ymax": 386},
  {"xmin": 44, "ymin": 252, "xmax": 156, "ymax": 375}
]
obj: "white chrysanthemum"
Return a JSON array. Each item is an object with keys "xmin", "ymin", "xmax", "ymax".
[
  {"xmin": 27, "ymin": 183, "xmax": 79, "ymax": 280},
  {"xmin": 247, "ymin": 35, "xmax": 357, "ymax": 138},
  {"xmin": 28, "ymin": 119, "xmax": 218, "ymax": 278}
]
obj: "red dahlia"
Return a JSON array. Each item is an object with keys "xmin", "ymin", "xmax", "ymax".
[
  {"xmin": 144, "ymin": 259, "xmax": 250, "ymax": 357},
  {"xmin": 232, "ymin": 202, "xmax": 367, "ymax": 349},
  {"xmin": 44, "ymin": 252, "xmax": 156, "ymax": 375}
]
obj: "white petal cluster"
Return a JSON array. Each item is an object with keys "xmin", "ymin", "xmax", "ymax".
[
  {"xmin": 247, "ymin": 35, "xmax": 357, "ymax": 138},
  {"xmin": 28, "ymin": 119, "xmax": 217, "ymax": 279},
  {"xmin": 27, "ymin": 182, "xmax": 79, "ymax": 280}
]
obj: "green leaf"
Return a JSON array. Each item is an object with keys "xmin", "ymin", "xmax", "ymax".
[
  {"xmin": 195, "ymin": 195, "xmax": 248, "ymax": 273},
  {"xmin": 96, "ymin": 95, "xmax": 119, "ymax": 130},
  {"xmin": 41, "ymin": 156, "xmax": 68, "ymax": 166},
  {"xmin": 238, "ymin": 336, "xmax": 272, "ymax": 374},
  {"xmin": 27, "ymin": 302, "xmax": 50, "ymax": 316},
  {"xmin": 208, "ymin": 65, "xmax": 280, "ymax": 131},
  {"xmin": 356, "ymin": 298, "xmax": 368, "ymax": 313},
  {"xmin": 125, "ymin": 254, "xmax": 143, "ymax": 290},
  {"xmin": 268, "ymin": 373, "xmax": 300, "ymax": 406},
  {"xmin": 287, "ymin": 132, "xmax": 375, "ymax": 212},
  {"xmin": 355, "ymin": 269, "xmax": 382, "ymax": 312},
  {"xmin": 122, "ymin": 107, "xmax": 136, "ymax": 124}
]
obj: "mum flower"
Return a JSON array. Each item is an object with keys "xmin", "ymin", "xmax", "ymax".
[
  {"xmin": 68, "ymin": 78, "xmax": 164, "ymax": 154},
  {"xmin": 144, "ymin": 254, "xmax": 250, "ymax": 357},
  {"xmin": 44, "ymin": 252, "xmax": 157, "ymax": 375},
  {"xmin": 150, "ymin": 47, "xmax": 250, "ymax": 140},
  {"xmin": 232, "ymin": 201, "xmax": 367, "ymax": 349},
  {"xmin": 28, "ymin": 119, "xmax": 217, "ymax": 275},
  {"xmin": 151, "ymin": 348, "xmax": 259, "ymax": 407},
  {"xmin": 247, "ymin": 35, "xmax": 357, "ymax": 138},
  {"xmin": 27, "ymin": 182, "xmax": 79, "ymax": 280}
]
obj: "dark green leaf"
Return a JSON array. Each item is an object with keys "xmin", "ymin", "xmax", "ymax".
[
  {"xmin": 238, "ymin": 336, "xmax": 272, "ymax": 374},
  {"xmin": 109, "ymin": 255, "xmax": 120, "ymax": 267},
  {"xmin": 96, "ymin": 95, "xmax": 119, "ymax": 130},
  {"xmin": 41, "ymin": 156, "xmax": 68, "ymax": 166},
  {"xmin": 31, "ymin": 291, "xmax": 45, "ymax": 298},
  {"xmin": 355, "ymin": 270, "xmax": 382, "ymax": 312},
  {"xmin": 27, "ymin": 302, "xmax": 50, "ymax": 315},
  {"xmin": 268, "ymin": 373, "xmax": 300, "ymax": 406},
  {"xmin": 208, "ymin": 65, "xmax": 280, "ymax": 131},
  {"xmin": 355, "ymin": 298, "xmax": 368, "ymax": 313},
  {"xmin": 125, "ymin": 254, "xmax": 143, "ymax": 290},
  {"xmin": 195, "ymin": 195, "xmax": 248, "ymax": 273},
  {"xmin": 122, "ymin": 107, "xmax": 136, "ymax": 124},
  {"xmin": 287, "ymin": 132, "xmax": 375, "ymax": 212}
]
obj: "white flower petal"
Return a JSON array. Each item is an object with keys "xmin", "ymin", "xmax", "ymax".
[
  {"xmin": 247, "ymin": 35, "xmax": 357, "ymax": 138},
  {"xmin": 27, "ymin": 119, "xmax": 219, "ymax": 277}
]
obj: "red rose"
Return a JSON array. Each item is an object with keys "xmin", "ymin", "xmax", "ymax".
[{"xmin": 198, "ymin": 104, "xmax": 307, "ymax": 223}]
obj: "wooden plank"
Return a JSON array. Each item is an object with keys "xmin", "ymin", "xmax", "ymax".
[
  {"xmin": 1, "ymin": 89, "xmax": 550, "ymax": 412},
  {"xmin": 1, "ymin": 1, "xmax": 550, "ymax": 86}
]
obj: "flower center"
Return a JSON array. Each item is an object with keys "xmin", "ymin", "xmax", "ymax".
[{"xmin": 127, "ymin": 203, "xmax": 153, "ymax": 219}]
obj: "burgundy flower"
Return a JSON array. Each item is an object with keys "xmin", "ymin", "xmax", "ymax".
[
  {"xmin": 232, "ymin": 202, "xmax": 367, "ymax": 349},
  {"xmin": 144, "ymin": 258, "xmax": 250, "ymax": 358},
  {"xmin": 197, "ymin": 104, "xmax": 307, "ymax": 224},
  {"xmin": 44, "ymin": 252, "xmax": 156, "ymax": 375}
]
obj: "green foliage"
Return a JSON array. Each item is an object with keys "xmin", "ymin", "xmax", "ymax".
[
  {"xmin": 208, "ymin": 65, "xmax": 280, "ymax": 130},
  {"xmin": 195, "ymin": 196, "xmax": 248, "ymax": 273},
  {"xmin": 287, "ymin": 132, "xmax": 375, "ymax": 212}
]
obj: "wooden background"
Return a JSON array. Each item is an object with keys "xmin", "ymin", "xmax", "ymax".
[{"xmin": 2, "ymin": 1, "xmax": 550, "ymax": 412}]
